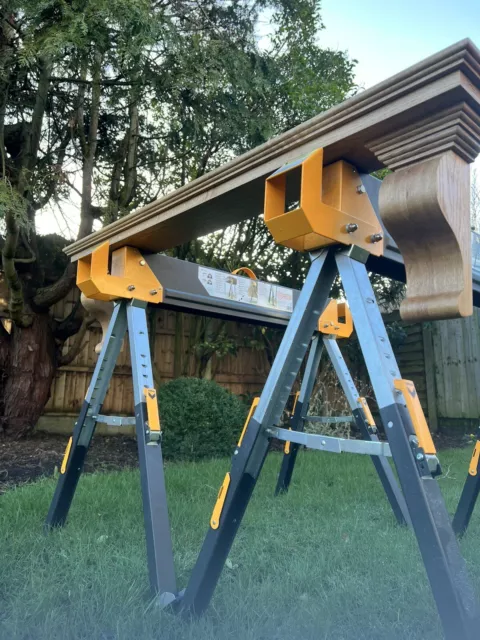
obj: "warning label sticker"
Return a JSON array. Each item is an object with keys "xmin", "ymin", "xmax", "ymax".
[{"xmin": 198, "ymin": 267, "xmax": 293, "ymax": 312}]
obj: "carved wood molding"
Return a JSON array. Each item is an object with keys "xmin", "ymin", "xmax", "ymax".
[
  {"xmin": 378, "ymin": 152, "xmax": 472, "ymax": 321},
  {"xmin": 365, "ymin": 65, "xmax": 480, "ymax": 320},
  {"xmin": 367, "ymin": 102, "xmax": 480, "ymax": 170}
]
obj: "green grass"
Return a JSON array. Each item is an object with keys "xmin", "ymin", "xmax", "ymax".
[{"xmin": 1, "ymin": 448, "xmax": 479, "ymax": 640}]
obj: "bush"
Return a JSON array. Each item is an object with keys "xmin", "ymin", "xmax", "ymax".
[{"xmin": 157, "ymin": 377, "xmax": 248, "ymax": 461}]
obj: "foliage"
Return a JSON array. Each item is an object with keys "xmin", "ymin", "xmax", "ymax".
[
  {"xmin": 0, "ymin": 0, "xmax": 358, "ymax": 436},
  {"xmin": 0, "ymin": 180, "xmax": 29, "ymax": 231},
  {"xmin": 157, "ymin": 377, "xmax": 247, "ymax": 460}
]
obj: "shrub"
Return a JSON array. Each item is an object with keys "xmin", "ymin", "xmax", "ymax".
[{"xmin": 157, "ymin": 377, "xmax": 248, "ymax": 461}]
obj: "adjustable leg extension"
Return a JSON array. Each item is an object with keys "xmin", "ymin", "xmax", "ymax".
[
  {"xmin": 453, "ymin": 428, "xmax": 480, "ymax": 537},
  {"xmin": 45, "ymin": 300, "xmax": 177, "ymax": 602},
  {"xmin": 45, "ymin": 302, "xmax": 128, "ymax": 528}
]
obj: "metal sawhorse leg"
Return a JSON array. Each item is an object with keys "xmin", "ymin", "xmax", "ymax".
[
  {"xmin": 274, "ymin": 332, "xmax": 411, "ymax": 527},
  {"xmin": 176, "ymin": 246, "xmax": 480, "ymax": 640},
  {"xmin": 453, "ymin": 428, "xmax": 480, "ymax": 537},
  {"xmin": 45, "ymin": 300, "xmax": 177, "ymax": 605}
]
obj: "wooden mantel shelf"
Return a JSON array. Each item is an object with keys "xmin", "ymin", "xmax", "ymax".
[{"xmin": 65, "ymin": 39, "xmax": 480, "ymax": 321}]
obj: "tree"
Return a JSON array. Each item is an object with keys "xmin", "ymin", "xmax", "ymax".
[{"xmin": 0, "ymin": 0, "xmax": 355, "ymax": 437}]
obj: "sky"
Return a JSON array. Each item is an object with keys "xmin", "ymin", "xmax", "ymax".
[
  {"xmin": 37, "ymin": 0, "xmax": 480, "ymax": 236},
  {"xmin": 320, "ymin": 0, "xmax": 480, "ymax": 91}
]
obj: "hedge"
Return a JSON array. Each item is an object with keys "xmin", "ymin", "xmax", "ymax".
[{"xmin": 157, "ymin": 377, "xmax": 248, "ymax": 461}]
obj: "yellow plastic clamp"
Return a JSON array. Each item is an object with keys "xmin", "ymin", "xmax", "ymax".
[
  {"xmin": 393, "ymin": 379, "xmax": 436, "ymax": 455},
  {"xmin": 60, "ymin": 437, "xmax": 73, "ymax": 474},
  {"xmin": 469, "ymin": 441, "xmax": 480, "ymax": 477},
  {"xmin": 210, "ymin": 472, "xmax": 231, "ymax": 529}
]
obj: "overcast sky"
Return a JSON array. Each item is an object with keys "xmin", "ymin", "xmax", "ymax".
[{"xmin": 36, "ymin": 0, "xmax": 480, "ymax": 236}]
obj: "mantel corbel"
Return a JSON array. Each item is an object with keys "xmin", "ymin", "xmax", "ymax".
[{"xmin": 368, "ymin": 100, "xmax": 480, "ymax": 321}]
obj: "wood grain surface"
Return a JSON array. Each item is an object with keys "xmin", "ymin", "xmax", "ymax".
[{"xmin": 379, "ymin": 152, "xmax": 472, "ymax": 321}]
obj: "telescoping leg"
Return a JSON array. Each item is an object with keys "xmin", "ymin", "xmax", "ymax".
[
  {"xmin": 274, "ymin": 334, "xmax": 323, "ymax": 495},
  {"xmin": 45, "ymin": 302, "xmax": 128, "ymax": 528},
  {"xmin": 126, "ymin": 301, "xmax": 177, "ymax": 602},
  {"xmin": 336, "ymin": 248, "xmax": 480, "ymax": 640},
  {"xmin": 176, "ymin": 249, "xmax": 337, "ymax": 617},
  {"xmin": 453, "ymin": 428, "xmax": 480, "ymax": 537},
  {"xmin": 323, "ymin": 336, "xmax": 411, "ymax": 527}
]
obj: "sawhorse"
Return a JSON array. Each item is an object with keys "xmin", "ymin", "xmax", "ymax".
[{"xmin": 176, "ymin": 246, "xmax": 479, "ymax": 640}]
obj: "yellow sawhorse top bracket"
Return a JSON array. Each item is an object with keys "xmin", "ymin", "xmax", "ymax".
[
  {"xmin": 264, "ymin": 148, "xmax": 384, "ymax": 256},
  {"xmin": 77, "ymin": 241, "xmax": 163, "ymax": 302}
]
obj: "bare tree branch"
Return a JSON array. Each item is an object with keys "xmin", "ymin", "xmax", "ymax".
[{"xmin": 33, "ymin": 261, "xmax": 76, "ymax": 310}]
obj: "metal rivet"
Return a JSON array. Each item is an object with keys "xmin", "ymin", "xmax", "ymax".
[
  {"xmin": 387, "ymin": 421, "xmax": 394, "ymax": 428},
  {"xmin": 127, "ymin": 284, "xmax": 136, "ymax": 291},
  {"xmin": 356, "ymin": 185, "xmax": 366, "ymax": 194},
  {"xmin": 149, "ymin": 289, "xmax": 158, "ymax": 295},
  {"xmin": 321, "ymin": 440, "xmax": 326, "ymax": 446},
  {"xmin": 416, "ymin": 453, "xmax": 424, "ymax": 461},
  {"xmin": 346, "ymin": 223, "xmax": 358, "ymax": 233},
  {"xmin": 370, "ymin": 233, "xmax": 383, "ymax": 243},
  {"xmin": 139, "ymin": 259, "xmax": 146, "ymax": 266}
]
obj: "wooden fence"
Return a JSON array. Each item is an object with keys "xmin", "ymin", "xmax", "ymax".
[
  {"xmin": 40, "ymin": 290, "xmax": 272, "ymax": 432},
  {"xmin": 431, "ymin": 310, "xmax": 480, "ymax": 423},
  {"xmin": 38, "ymin": 293, "xmax": 480, "ymax": 434}
]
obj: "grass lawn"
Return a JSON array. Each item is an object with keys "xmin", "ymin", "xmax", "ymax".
[{"xmin": 1, "ymin": 447, "xmax": 479, "ymax": 640}]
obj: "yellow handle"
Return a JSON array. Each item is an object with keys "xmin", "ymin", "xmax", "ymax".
[
  {"xmin": 232, "ymin": 267, "xmax": 257, "ymax": 280},
  {"xmin": 210, "ymin": 473, "xmax": 231, "ymax": 529},
  {"xmin": 60, "ymin": 437, "xmax": 73, "ymax": 474},
  {"xmin": 237, "ymin": 397, "xmax": 260, "ymax": 448},
  {"xmin": 469, "ymin": 441, "xmax": 480, "ymax": 477},
  {"xmin": 394, "ymin": 379, "xmax": 436, "ymax": 455},
  {"xmin": 143, "ymin": 388, "xmax": 161, "ymax": 433}
]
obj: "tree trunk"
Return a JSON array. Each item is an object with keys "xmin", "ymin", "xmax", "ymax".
[{"xmin": 0, "ymin": 313, "xmax": 57, "ymax": 438}]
